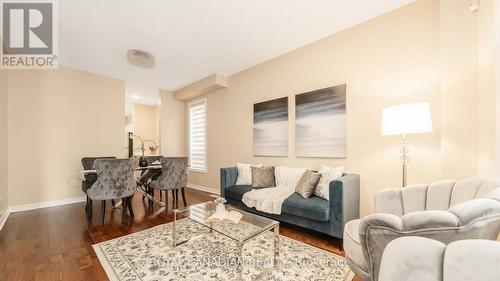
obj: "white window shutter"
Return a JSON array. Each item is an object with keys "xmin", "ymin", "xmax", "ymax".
[{"xmin": 189, "ymin": 100, "xmax": 207, "ymax": 172}]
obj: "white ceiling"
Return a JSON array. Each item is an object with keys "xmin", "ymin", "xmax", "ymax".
[{"xmin": 59, "ymin": 0, "xmax": 415, "ymax": 91}]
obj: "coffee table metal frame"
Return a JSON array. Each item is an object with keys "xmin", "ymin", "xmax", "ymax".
[{"xmin": 172, "ymin": 202, "xmax": 280, "ymax": 280}]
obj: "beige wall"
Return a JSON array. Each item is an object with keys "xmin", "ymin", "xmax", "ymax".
[
  {"xmin": 185, "ymin": 0, "xmax": 500, "ymax": 215},
  {"xmin": 496, "ymin": 1, "xmax": 500, "ymax": 174},
  {"xmin": 440, "ymin": 0, "xmax": 480, "ymax": 179},
  {"xmin": 2, "ymin": 0, "xmax": 496, "ymax": 215},
  {"xmin": 439, "ymin": 0, "xmax": 499, "ymax": 179},
  {"xmin": 160, "ymin": 90, "xmax": 186, "ymax": 156},
  {"xmin": 133, "ymin": 104, "xmax": 160, "ymax": 156},
  {"xmin": 476, "ymin": 0, "xmax": 500, "ymax": 178},
  {"xmin": 187, "ymin": 0, "xmax": 443, "ymax": 215},
  {"xmin": 0, "ymin": 68, "xmax": 7, "ymax": 216},
  {"xmin": 476, "ymin": 0, "xmax": 495, "ymax": 177},
  {"xmin": 7, "ymin": 66, "xmax": 125, "ymax": 206}
]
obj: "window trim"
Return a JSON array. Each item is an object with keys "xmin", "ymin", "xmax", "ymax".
[{"xmin": 188, "ymin": 99, "xmax": 207, "ymax": 173}]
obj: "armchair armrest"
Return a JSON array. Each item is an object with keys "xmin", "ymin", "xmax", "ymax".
[
  {"xmin": 329, "ymin": 173, "xmax": 360, "ymax": 238},
  {"xmin": 359, "ymin": 202, "xmax": 500, "ymax": 281},
  {"xmin": 402, "ymin": 210, "xmax": 459, "ymax": 231},
  {"xmin": 220, "ymin": 167, "xmax": 238, "ymax": 198},
  {"xmin": 358, "ymin": 213, "xmax": 404, "ymax": 281},
  {"xmin": 449, "ymin": 198, "xmax": 500, "ymax": 225},
  {"xmin": 358, "ymin": 211, "xmax": 462, "ymax": 281}
]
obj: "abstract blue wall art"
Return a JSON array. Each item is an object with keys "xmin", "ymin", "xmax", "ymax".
[
  {"xmin": 253, "ymin": 97, "xmax": 289, "ymax": 157},
  {"xmin": 295, "ymin": 84, "xmax": 347, "ymax": 157}
]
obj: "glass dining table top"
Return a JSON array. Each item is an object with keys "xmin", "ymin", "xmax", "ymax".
[{"xmin": 80, "ymin": 165, "xmax": 161, "ymax": 174}]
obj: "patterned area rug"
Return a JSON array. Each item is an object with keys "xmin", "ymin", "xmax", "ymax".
[{"xmin": 93, "ymin": 219, "xmax": 354, "ymax": 281}]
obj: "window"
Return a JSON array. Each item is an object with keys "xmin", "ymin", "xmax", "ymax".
[{"xmin": 188, "ymin": 99, "xmax": 207, "ymax": 172}]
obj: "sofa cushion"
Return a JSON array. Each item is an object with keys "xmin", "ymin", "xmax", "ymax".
[
  {"xmin": 282, "ymin": 193, "xmax": 330, "ymax": 222},
  {"xmin": 224, "ymin": 185, "xmax": 253, "ymax": 201}
]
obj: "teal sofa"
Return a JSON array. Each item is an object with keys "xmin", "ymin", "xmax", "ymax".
[{"xmin": 220, "ymin": 167, "xmax": 360, "ymax": 239}]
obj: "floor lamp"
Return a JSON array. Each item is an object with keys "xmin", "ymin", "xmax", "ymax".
[{"xmin": 381, "ymin": 103, "xmax": 433, "ymax": 187}]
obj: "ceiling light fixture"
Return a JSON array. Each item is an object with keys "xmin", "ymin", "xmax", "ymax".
[
  {"xmin": 127, "ymin": 49, "xmax": 155, "ymax": 69},
  {"xmin": 132, "ymin": 95, "xmax": 139, "ymax": 99}
]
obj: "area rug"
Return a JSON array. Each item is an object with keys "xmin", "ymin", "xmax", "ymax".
[{"xmin": 93, "ymin": 218, "xmax": 354, "ymax": 281}]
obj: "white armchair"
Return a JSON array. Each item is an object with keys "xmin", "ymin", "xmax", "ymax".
[
  {"xmin": 343, "ymin": 178, "xmax": 500, "ymax": 281},
  {"xmin": 379, "ymin": 237, "xmax": 500, "ymax": 281}
]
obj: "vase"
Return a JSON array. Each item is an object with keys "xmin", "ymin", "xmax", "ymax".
[
  {"xmin": 138, "ymin": 157, "xmax": 148, "ymax": 167},
  {"xmin": 216, "ymin": 203, "xmax": 225, "ymax": 213}
]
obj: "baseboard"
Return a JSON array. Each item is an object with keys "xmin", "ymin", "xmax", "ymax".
[
  {"xmin": 0, "ymin": 209, "xmax": 9, "ymax": 232},
  {"xmin": 187, "ymin": 183, "xmax": 220, "ymax": 195},
  {"xmin": 8, "ymin": 196, "xmax": 86, "ymax": 213}
]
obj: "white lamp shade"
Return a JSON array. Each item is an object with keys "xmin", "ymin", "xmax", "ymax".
[{"xmin": 381, "ymin": 103, "xmax": 433, "ymax": 136}]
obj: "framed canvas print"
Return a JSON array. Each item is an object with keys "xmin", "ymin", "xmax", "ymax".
[
  {"xmin": 253, "ymin": 97, "xmax": 289, "ymax": 156},
  {"xmin": 295, "ymin": 84, "xmax": 347, "ymax": 157}
]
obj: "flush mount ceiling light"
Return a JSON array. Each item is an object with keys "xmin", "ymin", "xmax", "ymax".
[{"xmin": 127, "ymin": 49, "xmax": 155, "ymax": 69}]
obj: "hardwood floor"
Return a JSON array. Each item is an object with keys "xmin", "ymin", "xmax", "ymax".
[{"xmin": 0, "ymin": 188, "xmax": 359, "ymax": 281}]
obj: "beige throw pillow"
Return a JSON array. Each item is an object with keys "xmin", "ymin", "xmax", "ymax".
[
  {"xmin": 236, "ymin": 163, "xmax": 262, "ymax": 185},
  {"xmin": 251, "ymin": 166, "xmax": 275, "ymax": 188},
  {"xmin": 295, "ymin": 170, "xmax": 322, "ymax": 199},
  {"xmin": 314, "ymin": 165, "xmax": 345, "ymax": 200}
]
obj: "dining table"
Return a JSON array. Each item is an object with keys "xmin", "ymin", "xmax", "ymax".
[
  {"xmin": 80, "ymin": 164, "xmax": 162, "ymax": 174},
  {"xmin": 80, "ymin": 164, "xmax": 166, "ymax": 208}
]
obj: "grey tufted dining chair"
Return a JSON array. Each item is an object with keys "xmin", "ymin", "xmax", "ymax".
[
  {"xmin": 87, "ymin": 158, "xmax": 138, "ymax": 225},
  {"xmin": 149, "ymin": 157, "xmax": 188, "ymax": 207},
  {"xmin": 81, "ymin": 156, "xmax": 116, "ymax": 218},
  {"xmin": 137, "ymin": 156, "xmax": 164, "ymax": 204}
]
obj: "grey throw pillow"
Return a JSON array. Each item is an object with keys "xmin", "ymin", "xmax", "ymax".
[
  {"xmin": 295, "ymin": 170, "xmax": 321, "ymax": 199},
  {"xmin": 251, "ymin": 166, "xmax": 275, "ymax": 188}
]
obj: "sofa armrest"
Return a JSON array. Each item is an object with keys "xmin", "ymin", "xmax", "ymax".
[
  {"xmin": 220, "ymin": 167, "xmax": 238, "ymax": 198},
  {"xmin": 329, "ymin": 173, "xmax": 360, "ymax": 238}
]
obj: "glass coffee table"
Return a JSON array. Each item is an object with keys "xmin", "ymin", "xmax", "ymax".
[{"xmin": 172, "ymin": 201, "xmax": 280, "ymax": 280}]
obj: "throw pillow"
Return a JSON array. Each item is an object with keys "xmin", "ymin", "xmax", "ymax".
[
  {"xmin": 236, "ymin": 163, "xmax": 262, "ymax": 185},
  {"xmin": 295, "ymin": 170, "xmax": 322, "ymax": 199},
  {"xmin": 314, "ymin": 165, "xmax": 345, "ymax": 200},
  {"xmin": 251, "ymin": 166, "xmax": 276, "ymax": 188}
]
